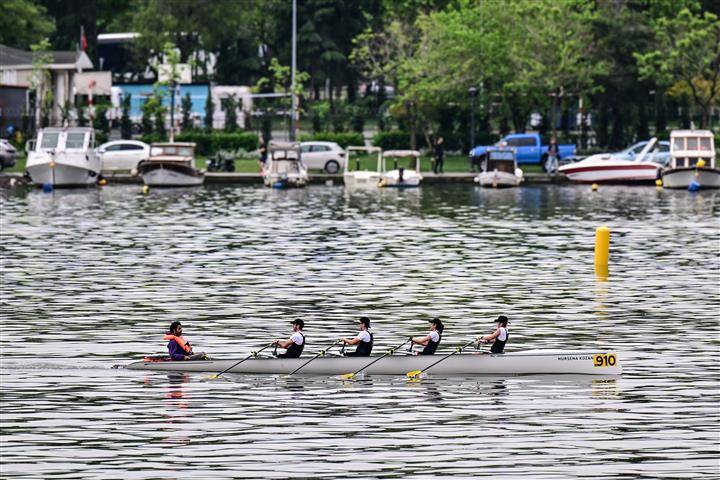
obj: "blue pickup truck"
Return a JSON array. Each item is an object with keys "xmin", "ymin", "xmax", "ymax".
[{"xmin": 470, "ymin": 133, "xmax": 576, "ymax": 165}]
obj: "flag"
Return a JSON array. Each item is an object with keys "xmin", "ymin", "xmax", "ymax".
[{"xmin": 81, "ymin": 26, "xmax": 88, "ymax": 51}]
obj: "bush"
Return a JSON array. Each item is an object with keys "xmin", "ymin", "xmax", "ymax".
[
  {"xmin": 298, "ymin": 131, "xmax": 364, "ymax": 148},
  {"xmin": 372, "ymin": 130, "xmax": 411, "ymax": 150},
  {"xmin": 139, "ymin": 133, "xmax": 167, "ymax": 144},
  {"xmin": 175, "ymin": 131, "xmax": 259, "ymax": 155}
]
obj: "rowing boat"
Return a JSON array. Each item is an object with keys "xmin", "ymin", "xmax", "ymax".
[{"xmin": 125, "ymin": 350, "xmax": 621, "ymax": 376}]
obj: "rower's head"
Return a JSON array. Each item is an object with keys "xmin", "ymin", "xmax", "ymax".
[
  {"xmin": 429, "ymin": 317, "xmax": 444, "ymax": 334},
  {"xmin": 359, "ymin": 316, "xmax": 370, "ymax": 330},
  {"xmin": 291, "ymin": 319, "xmax": 304, "ymax": 331},
  {"xmin": 496, "ymin": 315, "xmax": 508, "ymax": 327},
  {"xmin": 169, "ymin": 321, "xmax": 182, "ymax": 335}
]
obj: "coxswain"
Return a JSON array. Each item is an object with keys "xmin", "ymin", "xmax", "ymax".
[
  {"xmin": 410, "ymin": 318, "xmax": 444, "ymax": 355},
  {"xmin": 340, "ymin": 316, "xmax": 374, "ymax": 357},
  {"xmin": 165, "ymin": 321, "xmax": 207, "ymax": 361},
  {"xmin": 273, "ymin": 319, "xmax": 305, "ymax": 358},
  {"xmin": 478, "ymin": 315, "xmax": 509, "ymax": 353}
]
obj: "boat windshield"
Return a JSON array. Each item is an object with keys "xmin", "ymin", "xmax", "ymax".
[
  {"xmin": 486, "ymin": 159, "xmax": 515, "ymax": 173},
  {"xmin": 40, "ymin": 132, "xmax": 59, "ymax": 149},
  {"xmin": 65, "ymin": 132, "xmax": 86, "ymax": 149},
  {"xmin": 272, "ymin": 159, "xmax": 300, "ymax": 174}
]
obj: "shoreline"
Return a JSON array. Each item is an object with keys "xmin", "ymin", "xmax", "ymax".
[{"xmin": 0, "ymin": 171, "xmax": 568, "ymax": 187}]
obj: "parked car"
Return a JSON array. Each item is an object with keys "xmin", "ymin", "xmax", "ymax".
[
  {"xmin": 470, "ymin": 133, "xmax": 576, "ymax": 165},
  {"xmin": 614, "ymin": 140, "xmax": 671, "ymax": 167},
  {"xmin": 299, "ymin": 141, "xmax": 346, "ymax": 173},
  {"xmin": 96, "ymin": 140, "xmax": 150, "ymax": 171},
  {"xmin": 0, "ymin": 139, "xmax": 17, "ymax": 170}
]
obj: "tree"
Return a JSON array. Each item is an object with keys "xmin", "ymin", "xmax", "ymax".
[
  {"xmin": 204, "ymin": 91, "xmax": 214, "ymax": 131},
  {"xmin": 120, "ymin": 94, "xmax": 133, "ymax": 139},
  {"xmin": 181, "ymin": 93, "xmax": 193, "ymax": 131},
  {"xmin": 0, "ymin": 0, "xmax": 54, "ymax": 49},
  {"xmin": 636, "ymin": 8, "xmax": 720, "ymax": 127},
  {"xmin": 222, "ymin": 94, "xmax": 238, "ymax": 132},
  {"xmin": 30, "ymin": 39, "xmax": 53, "ymax": 129}
]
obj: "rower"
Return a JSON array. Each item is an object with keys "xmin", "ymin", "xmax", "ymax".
[
  {"xmin": 478, "ymin": 315, "xmax": 509, "ymax": 353},
  {"xmin": 340, "ymin": 316, "xmax": 374, "ymax": 357},
  {"xmin": 164, "ymin": 321, "xmax": 207, "ymax": 361},
  {"xmin": 273, "ymin": 319, "xmax": 305, "ymax": 358},
  {"xmin": 410, "ymin": 318, "xmax": 444, "ymax": 355}
]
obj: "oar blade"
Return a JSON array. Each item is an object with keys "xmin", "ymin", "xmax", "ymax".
[
  {"xmin": 340, "ymin": 372, "xmax": 355, "ymax": 380},
  {"xmin": 406, "ymin": 370, "xmax": 422, "ymax": 379}
]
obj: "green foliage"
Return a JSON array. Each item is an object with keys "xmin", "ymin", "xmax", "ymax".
[
  {"xmin": 59, "ymin": 101, "xmax": 73, "ymax": 126},
  {"xmin": 93, "ymin": 104, "xmax": 110, "ymax": 134},
  {"xmin": 30, "ymin": 39, "xmax": 53, "ymax": 129},
  {"xmin": 0, "ymin": 0, "xmax": 54, "ymax": 49},
  {"xmin": 76, "ymin": 99, "xmax": 88, "ymax": 127},
  {"xmin": 204, "ymin": 91, "xmax": 214, "ymax": 130},
  {"xmin": 121, "ymin": 94, "xmax": 132, "ymax": 139},
  {"xmin": 298, "ymin": 132, "xmax": 364, "ymax": 148},
  {"xmin": 221, "ymin": 95, "xmax": 239, "ymax": 132},
  {"xmin": 373, "ymin": 131, "xmax": 411, "ymax": 150},
  {"xmin": 172, "ymin": 131, "xmax": 259, "ymax": 156}
]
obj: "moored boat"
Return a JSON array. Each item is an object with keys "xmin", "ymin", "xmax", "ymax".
[
  {"xmin": 126, "ymin": 350, "xmax": 622, "ymax": 376},
  {"xmin": 262, "ymin": 140, "xmax": 309, "ymax": 188},
  {"xmin": 661, "ymin": 130, "xmax": 719, "ymax": 189},
  {"xmin": 474, "ymin": 148, "xmax": 523, "ymax": 187},
  {"xmin": 558, "ymin": 138, "xmax": 663, "ymax": 184},
  {"xmin": 378, "ymin": 150, "xmax": 422, "ymax": 188},
  {"xmin": 25, "ymin": 127, "xmax": 102, "ymax": 187},
  {"xmin": 136, "ymin": 142, "xmax": 204, "ymax": 187},
  {"xmin": 344, "ymin": 145, "xmax": 382, "ymax": 187}
]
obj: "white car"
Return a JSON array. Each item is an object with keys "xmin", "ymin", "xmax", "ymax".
[
  {"xmin": 299, "ymin": 141, "xmax": 346, "ymax": 173},
  {"xmin": 97, "ymin": 140, "xmax": 150, "ymax": 171}
]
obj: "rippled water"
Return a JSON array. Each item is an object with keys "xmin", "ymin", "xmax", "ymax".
[{"xmin": 1, "ymin": 184, "xmax": 718, "ymax": 478}]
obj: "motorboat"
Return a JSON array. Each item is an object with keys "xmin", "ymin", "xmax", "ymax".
[
  {"xmin": 343, "ymin": 145, "xmax": 382, "ymax": 187},
  {"xmin": 558, "ymin": 137, "xmax": 663, "ymax": 184},
  {"xmin": 25, "ymin": 127, "xmax": 101, "ymax": 186},
  {"xmin": 136, "ymin": 142, "xmax": 204, "ymax": 187},
  {"xmin": 661, "ymin": 130, "xmax": 719, "ymax": 189},
  {"xmin": 125, "ymin": 350, "xmax": 622, "ymax": 376},
  {"xmin": 378, "ymin": 150, "xmax": 422, "ymax": 187},
  {"xmin": 474, "ymin": 148, "xmax": 523, "ymax": 187},
  {"xmin": 262, "ymin": 140, "xmax": 309, "ymax": 188}
]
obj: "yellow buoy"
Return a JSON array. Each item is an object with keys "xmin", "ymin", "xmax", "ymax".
[
  {"xmin": 594, "ymin": 225, "xmax": 610, "ymax": 277},
  {"xmin": 591, "ymin": 183, "xmax": 599, "ymax": 191},
  {"xmin": 142, "ymin": 185, "xmax": 150, "ymax": 194},
  {"xmin": 98, "ymin": 178, "xmax": 108, "ymax": 186},
  {"xmin": 697, "ymin": 159, "xmax": 706, "ymax": 168},
  {"xmin": 655, "ymin": 179, "xmax": 663, "ymax": 187}
]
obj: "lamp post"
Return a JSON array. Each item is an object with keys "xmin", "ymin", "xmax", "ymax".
[
  {"xmin": 468, "ymin": 86, "xmax": 478, "ymax": 151},
  {"xmin": 290, "ymin": 0, "xmax": 297, "ymax": 141}
]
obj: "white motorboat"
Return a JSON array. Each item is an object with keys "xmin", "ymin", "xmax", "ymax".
[
  {"xmin": 661, "ymin": 130, "xmax": 719, "ymax": 189},
  {"xmin": 558, "ymin": 138, "xmax": 662, "ymax": 184},
  {"xmin": 378, "ymin": 150, "xmax": 423, "ymax": 187},
  {"xmin": 25, "ymin": 127, "xmax": 101, "ymax": 187},
  {"xmin": 136, "ymin": 142, "xmax": 204, "ymax": 187},
  {"xmin": 263, "ymin": 140, "xmax": 309, "ymax": 188},
  {"xmin": 125, "ymin": 350, "xmax": 621, "ymax": 376},
  {"xmin": 343, "ymin": 145, "xmax": 383, "ymax": 187},
  {"xmin": 474, "ymin": 148, "xmax": 523, "ymax": 187}
]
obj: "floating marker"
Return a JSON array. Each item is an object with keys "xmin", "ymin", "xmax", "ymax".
[
  {"xmin": 591, "ymin": 183, "xmax": 599, "ymax": 191},
  {"xmin": 594, "ymin": 225, "xmax": 610, "ymax": 277},
  {"xmin": 688, "ymin": 180, "xmax": 700, "ymax": 192},
  {"xmin": 142, "ymin": 185, "xmax": 150, "ymax": 194},
  {"xmin": 42, "ymin": 183, "xmax": 53, "ymax": 193},
  {"xmin": 655, "ymin": 179, "xmax": 663, "ymax": 187}
]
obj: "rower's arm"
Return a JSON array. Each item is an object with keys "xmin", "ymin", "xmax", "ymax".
[
  {"xmin": 480, "ymin": 328, "xmax": 500, "ymax": 342},
  {"xmin": 412, "ymin": 335, "xmax": 430, "ymax": 346},
  {"xmin": 342, "ymin": 337, "xmax": 361, "ymax": 345},
  {"xmin": 274, "ymin": 338, "xmax": 293, "ymax": 349}
]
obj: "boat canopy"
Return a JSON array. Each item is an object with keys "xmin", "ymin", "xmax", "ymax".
[
  {"xmin": 268, "ymin": 140, "xmax": 301, "ymax": 161},
  {"xmin": 345, "ymin": 145, "xmax": 382, "ymax": 173},
  {"xmin": 33, "ymin": 127, "xmax": 94, "ymax": 152},
  {"xmin": 150, "ymin": 143, "xmax": 195, "ymax": 159},
  {"xmin": 670, "ymin": 130, "xmax": 716, "ymax": 168},
  {"xmin": 382, "ymin": 149, "xmax": 421, "ymax": 173}
]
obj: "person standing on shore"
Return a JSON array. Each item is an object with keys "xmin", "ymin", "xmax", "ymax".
[
  {"xmin": 433, "ymin": 137, "xmax": 445, "ymax": 174},
  {"xmin": 545, "ymin": 136, "xmax": 559, "ymax": 175}
]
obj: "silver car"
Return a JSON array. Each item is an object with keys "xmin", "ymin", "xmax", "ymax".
[
  {"xmin": 0, "ymin": 139, "xmax": 17, "ymax": 170},
  {"xmin": 299, "ymin": 141, "xmax": 346, "ymax": 173},
  {"xmin": 96, "ymin": 140, "xmax": 150, "ymax": 171}
]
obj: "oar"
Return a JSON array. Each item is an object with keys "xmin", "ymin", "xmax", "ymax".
[
  {"xmin": 341, "ymin": 339, "xmax": 410, "ymax": 380},
  {"xmin": 209, "ymin": 343, "xmax": 273, "ymax": 379},
  {"xmin": 406, "ymin": 339, "xmax": 477, "ymax": 379},
  {"xmin": 285, "ymin": 340, "xmax": 341, "ymax": 376}
]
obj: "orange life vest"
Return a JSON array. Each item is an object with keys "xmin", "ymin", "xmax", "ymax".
[{"xmin": 163, "ymin": 334, "xmax": 193, "ymax": 354}]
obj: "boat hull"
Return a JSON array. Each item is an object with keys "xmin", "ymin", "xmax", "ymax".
[
  {"xmin": 26, "ymin": 153, "xmax": 100, "ymax": 187},
  {"xmin": 263, "ymin": 173, "xmax": 308, "ymax": 188},
  {"xmin": 661, "ymin": 167, "xmax": 720, "ymax": 189},
  {"xmin": 140, "ymin": 163, "xmax": 204, "ymax": 187},
  {"xmin": 125, "ymin": 350, "xmax": 621, "ymax": 376},
  {"xmin": 559, "ymin": 163, "xmax": 659, "ymax": 183},
  {"xmin": 475, "ymin": 171, "xmax": 522, "ymax": 188},
  {"xmin": 344, "ymin": 171, "xmax": 381, "ymax": 188},
  {"xmin": 379, "ymin": 169, "xmax": 422, "ymax": 188}
]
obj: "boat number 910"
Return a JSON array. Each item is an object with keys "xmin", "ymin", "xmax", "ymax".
[{"xmin": 593, "ymin": 353, "xmax": 617, "ymax": 367}]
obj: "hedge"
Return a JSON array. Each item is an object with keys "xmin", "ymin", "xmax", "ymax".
[
  {"xmin": 372, "ymin": 131, "xmax": 411, "ymax": 150},
  {"xmin": 298, "ymin": 131, "xmax": 364, "ymax": 148},
  {"xmin": 140, "ymin": 131, "xmax": 259, "ymax": 156}
]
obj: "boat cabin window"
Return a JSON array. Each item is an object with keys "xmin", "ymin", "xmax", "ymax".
[
  {"xmin": 699, "ymin": 137, "xmax": 712, "ymax": 151},
  {"xmin": 673, "ymin": 137, "xmax": 684, "ymax": 151},
  {"xmin": 274, "ymin": 159, "xmax": 300, "ymax": 173},
  {"xmin": 177, "ymin": 147, "xmax": 193, "ymax": 156},
  {"xmin": 65, "ymin": 133, "xmax": 86, "ymax": 149},
  {"xmin": 687, "ymin": 138, "xmax": 698, "ymax": 150},
  {"xmin": 40, "ymin": 132, "xmax": 59, "ymax": 149},
  {"xmin": 272, "ymin": 151, "xmax": 299, "ymax": 161}
]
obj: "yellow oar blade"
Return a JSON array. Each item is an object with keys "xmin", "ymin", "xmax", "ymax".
[
  {"xmin": 340, "ymin": 373, "xmax": 355, "ymax": 380},
  {"xmin": 406, "ymin": 370, "xmax": 422, "ymax": 379}
]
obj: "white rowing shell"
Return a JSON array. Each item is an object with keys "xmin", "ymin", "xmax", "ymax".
[{"xmin": 125, "ymin": 350, "xmax": 622, "ymax": 376}]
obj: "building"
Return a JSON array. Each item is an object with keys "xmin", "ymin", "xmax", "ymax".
[{"xmin": 0, "ymin": 44, "xmax": 94, "ymax": 128}]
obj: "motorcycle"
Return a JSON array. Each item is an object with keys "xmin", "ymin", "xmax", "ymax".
[{"xmin": 207, "ymin": 151, "xmax": 236, "ymax": 172}]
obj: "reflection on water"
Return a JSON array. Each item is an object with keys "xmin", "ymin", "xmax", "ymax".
[{"xmin": 1, "ymin": 184, "xmax": 718, "ymax": 478}]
